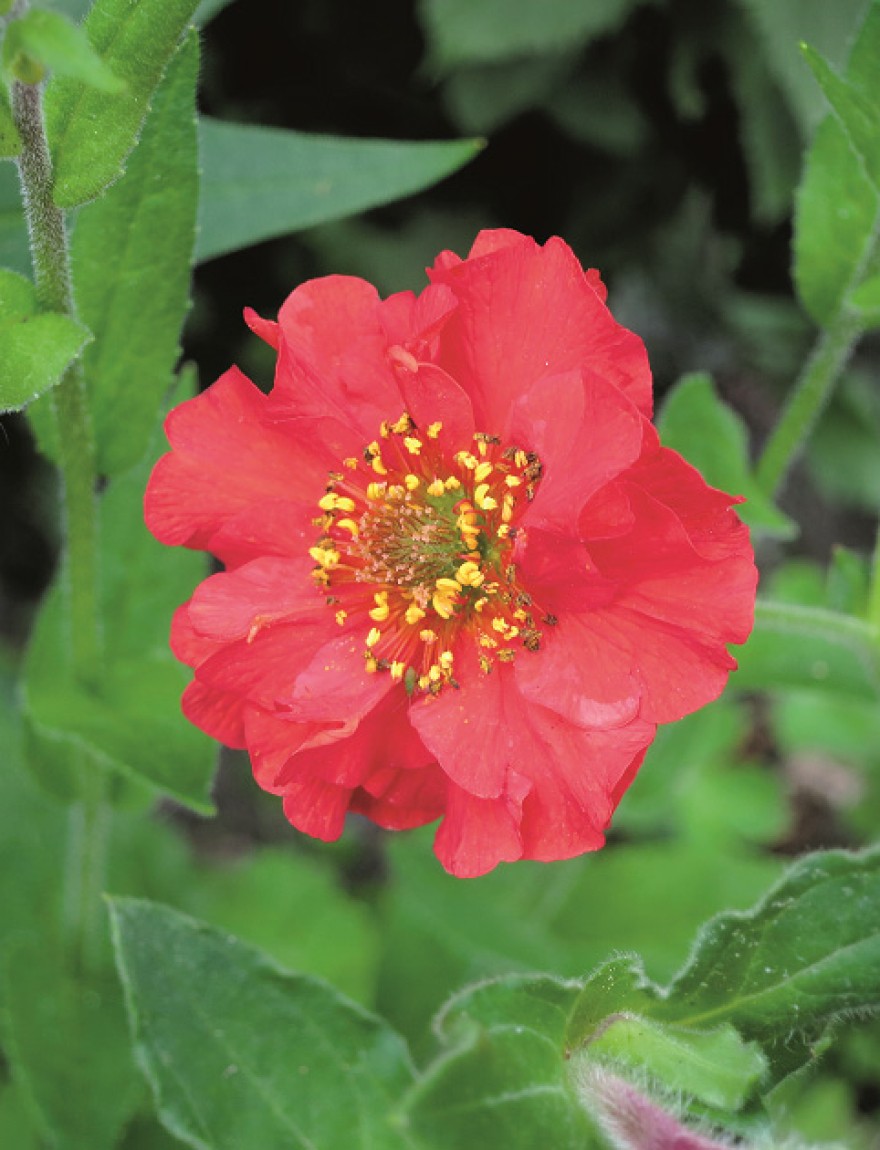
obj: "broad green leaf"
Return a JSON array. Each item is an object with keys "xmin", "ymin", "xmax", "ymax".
[
  {"xmin": 22, "ymin": 430, "xmax": 216, "ymax": 811},
  {"xmin": 402, "ymin": 1020, "xmax": 600, "ymax": 1150},
  {"xmin": 0, "ymin": 82, "xmax": 21, "ymax": 157},
  {"xmin": 0, "ymin": 1082, "xmax": 41, "ymax": 1150},
  {"xmin": 418, "ymin": 0, "xmax": 639, "ymax": 71},
  {"xmin": 658, "ymin": 372, "xmax": 796, "ymax": 538},
  {"xmin": 1, "ymin": 9, "xmax": 122, "ymax": 90},
  {"xmin": 109, "ymin": 898, "xmax": 415, "ymax": 1150},
  {"xmin": 826, "ymin": 544, "xmax": 870, "ymax": 614},
  {"xmin": 71, "ymin": 30, "xmax": 198, "ymax": 475},
  {"xmin": 45, "ymin": 0, "xmax": 199, "ymax": 207},
  {"xmin": 582, "ymin": 1016, "xmax": 766, "ymax": 1111},
  {"xmin": 802, "ymin": 43, "xmax": 880, "ymax": 189},
  {"xmin": 434, "ymin": 975, "xmax": 580, "ymax": 1049},
  {"xmin": 196, "ymin": 120, "xmax": 481, "ymax": 263},
  {"xmin": 0, "ymin": 268, "xmax": 90, "ymax": 411},
  {"xmin": 183, "ymin": 848, "xmax": 380, "ymax": 1006},
  {"xmin": 656, "ymin": 850, "xmax": 880, "ymax": 1053}
]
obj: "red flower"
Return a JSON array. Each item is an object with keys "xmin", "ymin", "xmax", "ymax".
[{"xmin": 145, "ymin": 230, "xmax": 756, "ymax": 877}]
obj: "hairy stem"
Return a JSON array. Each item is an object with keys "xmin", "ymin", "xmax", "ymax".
[
  {"xmin": 755, "ymin": 314, "xmax": 863, "ymax": 499},
  {"xmin": 13, "ymin": 62, "xmax": 107, "ymax": 972}
]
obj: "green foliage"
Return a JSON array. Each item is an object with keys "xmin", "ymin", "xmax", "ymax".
[
  {"xmin": 0, "ymin": 79, "xmax": 21, "ymax": 157},
  {"xmin": 658, "ymin": 373, "xmax": 796, "ymax": 538},
  {"xmin": 0, "ymin": 267, "xmax": 90, "ymax": 411},
  {"xmin": 1, "ymin": 8, "xmax": 122, "ymax": 90},
  {"xmin": 44, "ymin": 0, "xmax": 200, "ymax": 207},
  {"xmin": 196, "ymin": 121, "xmax": 483, "ymax": 263},
  {"xmin": 109, "ymin": 897, "xmax": 416, "ymax": 1150},
  {"xmin": 70, "ymin": 28, "xmax": 199, "ymax": 476}
]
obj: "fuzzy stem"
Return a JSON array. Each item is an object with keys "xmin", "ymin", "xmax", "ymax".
[
  {"xmin": 755, "ymin": 314, "xmax": 862, "ymax": 499},
  {"xmin": 12, "ymin": 57, "xmax": 107, "ymax": 972},
  {"xmin": 868, "ymin": 525, "xmax": 880, "ymax": 634}
]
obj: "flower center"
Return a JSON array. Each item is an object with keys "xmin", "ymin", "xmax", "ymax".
[{"xmin": 308, "ymin": 412, "xmax": 548, "ymax": 695}]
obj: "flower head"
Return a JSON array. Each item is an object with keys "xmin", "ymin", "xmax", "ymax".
[{"xmin": 145, "ymin": 229, "xmax": 756, "ymax": 877}]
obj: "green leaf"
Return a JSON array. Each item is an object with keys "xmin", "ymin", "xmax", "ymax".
[
  {"xmin": 1, "ymin": 9, "xmax": 123, "ymax": 91},
  {"xmin": 22, "ymin": 430, "xmax": 216, "ymax": 811},
  {"xmin": 402, "ymin": 1018, "xmax": 599, "ymax": 1150},
  {"xmin": 196, "ymin": 119, "xmax": 483, "ymax": 263},
  {"xmin": 0, "ymin": 268, "xmax": 91, "ymax": 411},
  {"xmin": 0, "ymin": 81, "xmax": 21, "ymax": 158},
  {"xmin": 71, "ymin": 29, "xmax": 198, "ymax": 475},
  {"xmin": 848, "ymin": 270, "xmax": 880, "ymax": 325},
  {"xmin": 44, "ymin": 0, "xmax": 200, "ymax": 207},
  {"xmin": 801, "ymin": 42, "xmax": 880, "ymax": 189},
  {"xmin": 657, "ymin": 372, "xmax": 796, "ymax": 538},
  {"xmin": 435, "ymin": 975, "xmax": 580, "ymax": 1048},
  {"xmin": 655, "ymin": 849, "xmax": 880, "ymax": 1063},
  {"xmin": 794, "ymin": 4, "xmax": 880, "ymax": 325},
  {"xmin": 1, "ymin": 950, "xmax": 141, "ymax": 1150},
  {"xmin": 108, "ymin": 897, "xmax": 415, "ymax": 1150},
  {"xmin": 418, "ymin": 0, "xmax": 640, "ymax": 71},
  {"xmin": 582, "ymin": 1016, "xmax": 766, "ymax": 1111},
  {"xmin": 0, "ymin": 164, "xmax": 28, "ymax": 273}
]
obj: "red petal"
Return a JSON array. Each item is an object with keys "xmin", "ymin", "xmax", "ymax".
[
  {"xmin": 281, "ymin": 778, "xmax": 352, "ymax": 841},
  {"xmin": 397, "ymin": 362, "xmax": 475, "ymax": 449},
  {"xmin": 429, "ymin": 232, "xmax": 652, "ymax": 430},
  {"xmin": 187, "ymin": 555, "xmax": 322, "ymax": 643},
  {"xmin": 433, "ymin": 783, "xmax": 525, "ymax": 877},
  {"xmin": 180, "ymin": 678, "xmax": 247, "ymax": 748}
]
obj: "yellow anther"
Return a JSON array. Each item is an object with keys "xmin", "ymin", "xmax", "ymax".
[
  {"xmin": 419, "ymin": 628, "xmax": 438, "ymax": 643},
  {"xmin": 369, "ymin": 591, "xmax": 390, "ymax": 622},
  {"xmin": 444, "ymin": 475, "xmax": 462, "ymax": 490},
  {"xmin": 366, "ymin": 482, "xmax": 387, "ymax": 501},
  {"xmin": 432, "ymin": 591, "xmax": 457, "ymax": 620},
  {"xmin": 491, "ymin": 617, "xmax": 508, "ymax": 633},
  {"xmin": 404, "ymin": 436, "xmax": 423, "ymax": 455},
  {"xmin": 474, "ymin": 483, "xmax": 498, "ymax": 511},
  {"xmin": 366, "ymin": 440, "xmax": 381, "ymax": 457},
  {"xmin": 439, "ymin": 650, "xmax": 454, "ymax": 669},
  {"xmin": 365, "ymin": 656, "xmax": 379, "ymax": 673},
  {"xmin": 479, "ymin": 634, "xmax": 498, "ymax": 648},
  {"xmin": 317, "ymin": 493, "xmax": 338, "ymax": 511},
  {"xmin": 418, "ymin": 674, "xmax": 430, "ymax": 690},
  {"xmin": 386, "ymin": 484, "xmax": 405, "ymax": 501},
  {"xmin": 371, "ymin": 456, "xmax": 388, "ymax": 476},
  {"xmin": 335, "ymin": 609, "xmax": 348, "ymax": 626},
  {"xmin": 505, "ymin": 474, "xmax": 522, "ymax": 487},
  {"xmin": 405, "ymin": 604, "xmax": 426, "ymax": 625},
  {"xmin": 380, "ymin": 421, "xmax": 391, "ymax": 438},
  {"xmin": 474, "ymin": 597, "xmax": 488, "ymax": 613},
  {"xmin": 391, "ymin": 412, "xmax": 413, "ymax": 434},
  {"xmin": 514, "ymin": 450, "xmax": 529, "ymax": 468},
  {"xmin": 390, "ymin": 661, "xmax": 406, "ymax": 681},
  {"xmin": 426, "ymin": 421, "xmax": 443, "ymax": 439},
  {"xmin": 366, "ymin": 627, "xmax": 382, "ymax": 648},
  {"xmin": 404, "ymin": 474, "xmax": 421, "ymax": 491},
  {"xmin": 474, "ymin": 461, "xmax": 494, "ymax": 483},
  {"xmin": 502, "ymin": 493, "xmax": 515, "ymax": 522},
  {"xmin": 436, "ymin": 577, "xmax": 462, "ymax": 593},
  {"xmin": 335, "ymin": 496, "xmax": 356, "ymax": 513},
  {"xmin": 455, "ymin": 560, "xmax": 485, "ymax": 588},
  {"xmin": 343, "ymin": 457, "xmax": 358, "ymax": 470},
  {"xmin": 428, "ymin": 665, "xmax": 442, "ymax": 683},
  {"xmin": 427, "ymin": 478, "xmax": 446, "ymax": 497},
  {"xmin": 308, "ymin": 546, "xmax": 340, "ymax": 569},
  {"xmin": 476, "ymin": 439, "xmax": 488, "ymax": 457},
  {"xmin": 336, "ymin": 518, "xmax": 359, "ymax": 537},
  {"xmin": 455, "ymin": 451, "xmax": 479, "ymax": 470},
  {"xmin": 497, "ymin": 524, "xmax": 510, "ymax": 539}
]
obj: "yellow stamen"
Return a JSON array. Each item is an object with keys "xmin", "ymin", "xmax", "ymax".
[
  {"xmin": 419, "ymin": 628, "xmax": 438, "ymax": 643},
  {"xmin": 455, "ymin": 560, "xmax": 485, "ymax": 588},
  {"xmin": 308, "ymin": 546, "xmax": 340, "ymax": 569},
  {"xmin": 426, "ymin": 421, "xmax": 443, "ymax": 439},
  {"xmin": 404, "ymin": 436, "xmax": 423, "ymax": 455},
  {"xmin": 386, "ymin": 484, "xmax": 406, "ymax": 501},
  {"xmin": 366, "ymin": 481, "xmax": 386, "ymax": 500},
  {"xmin": 505, "ymin": 475, "xmax": 522, "ymax": 487},
  {"xmin": 444, "ymin": 475, "xmax": 462, "ymax": 490},
  {"xmin": 371, "ymin": 456, "xmax": 388, "ymax": 476},
  {"xmin": 502, "ymin": 493, "xmax": 515, "ymax": 522},
  {"xmin": 405, "ymin": 604, "xmax": 426, "ymax": 625},
  {"xmin": 391, "ymin": 412, "xmax": 413, "ymax": 434},
  {"xmin": 390, "ymin": 661, "xmax": 406, "ymax": 681},
  {"xmin": 474, "ymin": 597, "xmax": 488, "ymax": 613},
  {"xmin": 439, "ymin": 650, "xmax": 454, "ymax": 669},
  {"xmin": 474, "ymin": 461, "xmax": 493, "ymax": 483},
  {"xmin": 343, "ymin": 457, "xmax": 358, "ymax": 470},
  {"xmin": 336, "ymin": 518, "xmax": 359, "ymax": 537},
  {"xmin": 427, "ymin": 478, "xmax": 446, "ymax": 497},
  {"xmin": 474, "ymin": 483, "xmax": 498, "ymax": 511},
  {"xmin": 366, "ymin": 627, "xmax": 382, "ymax": 648},
  {"xmin": 404, "ymin": 474, "xmax": 421, "ymax": 491},
  {"xmin": 365, "ymin": 656, "xmax": 379, "ymax": 673},
  {"xmin": 335, "ymin": 609, "xmax": 347, "ymax": 626}
]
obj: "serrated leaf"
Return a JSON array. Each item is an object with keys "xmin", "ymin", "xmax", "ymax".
[
  {"xmin": 0, "ymin": 269, "xmax": 91, "ymax": 411},
  {"xmin": 196, "ymin": 120, "xmax": 482, "ymax": 263},
  {"xmin": 1, "ymin": 9, "xmax": 122, "ymax": 91},
  {"xmin": 582, "ymin": 1016, "xmax": 766, "ymax": 1111},
  {"xmin": 108, "ymin": 898, "xmax": 415, "ymax": 1150},
  {"xmin": 657, "ymin": 372, "xmax": 796, "ymax": 538},
  {"xmin": 655, "ymin": 850, "xmax": 880, "ymax": 1066},
  {"xmin": 71, "ymin": 29, "xmax": 198, "ymax": 475},
  {"xmin": 418, "ymin": 0, "xmax": 639, "ymax": 71},
  {"xmin": 44, "ymin": 0, "xmax": 199, "ymax": 207}
]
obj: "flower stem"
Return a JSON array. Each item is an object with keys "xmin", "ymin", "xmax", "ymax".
[
  {"xmin": 755, "ymin": 313, "xmax": 863, "ymax": 499},
  {"xmin": 12, "ymin": 64, "xmax": 107, "ymax": 971}
]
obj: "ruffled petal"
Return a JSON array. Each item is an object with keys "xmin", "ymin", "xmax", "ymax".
[
  {"xmin": 433, "ymin": 784, "xmax": 525, "ymax": 878},
  {"xmin": 429, "ymin": 232, "xmax": 652, "ymax": 430}
]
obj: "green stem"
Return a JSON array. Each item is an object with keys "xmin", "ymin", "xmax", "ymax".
[
  {"xmin": 755, "ymin": 313, "xmax": 863, "ymax": 499},
  {"xmin": 12, "ymin": 58, "xmax": 107, "ymax": 971}
]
